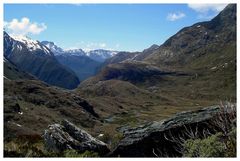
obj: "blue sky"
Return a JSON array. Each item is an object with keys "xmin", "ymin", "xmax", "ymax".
[{"xmin": 4, "ymin": 4, "xmax": 227, "ymax": 51}]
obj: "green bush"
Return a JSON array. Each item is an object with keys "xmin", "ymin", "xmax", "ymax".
[
  {"xmin": 183, "ymin": 132, "xmax": 225, "ymax": 157},
  {"xmin": 4, "ymin": 139, "xmax": 60, "ymax": 157},
  {"xmin": 4, "ymin": 135, "xmax": 50, "ymax": 157},
  {"xmin": 225, "ymin": 127, "xmax": 236, "ymax": 157},
  {"xmin": 182, "ymin": 102, "xmax": 236, "ymax": 158}
]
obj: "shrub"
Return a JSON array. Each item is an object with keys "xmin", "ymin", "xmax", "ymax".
[
  {"xmin": 225, "ymin": 127, "xmax": 236, "ymax": 157},
  {"xmin": 183, "ymin": 132, "xmax": 225, "ymax": 157},
  {"xmin": 211, "ymin": 101, "xmax": 236, "ymax": 136},
  {"xmin": 183, "ymin": 102, "xmax": 236, "ymax": 157},
  {"xmin": 4, "ymin": 140, "xmax": 47, "ymax": 157},
  {"xmin": 163, "ymin": 102, "xmax": 236, "ymax": 157},
  {"xmin": 4, "ymin": 135, "xmax": 59, "ymax": 157}
]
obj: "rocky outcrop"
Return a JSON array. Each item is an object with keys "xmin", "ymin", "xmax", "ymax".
[
  {"xmin": 43, "ymin": 106, "xmax": 230, "ymax": 157},
  {"xmin": 109, "ymin": 106, "xmax": 220, "ymax": 157},
  {"xmin": 43, "ymin": 120, "xmax": 110, "ymax": 156}
]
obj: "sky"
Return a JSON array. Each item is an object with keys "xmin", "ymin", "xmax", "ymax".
[{"xmin": 4, "ymin": 3, "xmax": 228, "ymax": 52}]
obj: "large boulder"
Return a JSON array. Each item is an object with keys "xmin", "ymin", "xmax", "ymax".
[
  {"xmin": 109, "ymin": 106, "xmax": 221, "ymax": 157},
  {"xmin": 43, "ymin": 120, "xmax": 110, "ymax": 156}
]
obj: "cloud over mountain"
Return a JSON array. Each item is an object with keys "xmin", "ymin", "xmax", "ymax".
[
  {"xmin": 4, "ymin": 17, "xmax": 47, "ymax": 36},
  {"xmin": 167, "ymin": 12, "xmax": 185, "ymax": 21},
  {"xmin": 188, "ymin": 4, "xmax": 228, "ymax": 19},
  {"xmin": 188, "ymin": 4, "xmax": 228, "ymax": 13}
]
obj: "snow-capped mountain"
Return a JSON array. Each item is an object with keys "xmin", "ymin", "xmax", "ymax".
[
  {"xmin": 6, "ymin": 34, "xmax": 52, "ymax": 57},
  {"xmin": 86, "ymin": 49, "xmax": 118, "ymax": 62},
  {"xmin": 3, "ymin": 31, "xmax": 80, "ymax": 89},
  {"xmin": 41, "ymin": 41, "xmax": 118, "ymax": 62},
  {"xmin": 64, "ymin": 48, "xmax": 86, "ymax": 56},
  {"xmin": 41, "ymin": 41, "xmax": 86, "ymax": 57},
  {"xmin": 41, "ymin": 41, "xmax": 102, "ymax": 81},
  {"xmin": 40, "ymin": 41, "xmax": 119, "ymax": 81}
]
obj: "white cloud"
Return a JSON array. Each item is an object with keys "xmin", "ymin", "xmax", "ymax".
[
  {"xmin": 99, "ymin": 43, "xmax": 106, "ymax": 48},
  {"xmin": 188, "ymin": 4, "xmax": 227, "ymax": 19},
  {"xmin": 65, "ymin": 41, "xmax": 111, "ymax": 51},
  {"xmin": 86, "ymin": 42, "xmax": 108, "ymax": 49},
  {"xmin": 167, "ymin": 12, "xmax": 186, "ymax": 21},
  {"xmin": 188, "ymin": 4, "xmax": 227, "ymax": 13},
  {"xmin": 4, "ymin": 17, "xmax": 47, "ymax": 36},
  {"xmin": 72, "ymin": 3, "xmax": 82, "ymax": 6},
  {"xmin": 65, "ymin": 41, "xmax": 121, "ymax": 51}
]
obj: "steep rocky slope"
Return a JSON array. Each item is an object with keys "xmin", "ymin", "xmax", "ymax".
[{"xmin": 144, "ymin": 4, "xmax": 236, "ymax": 69}]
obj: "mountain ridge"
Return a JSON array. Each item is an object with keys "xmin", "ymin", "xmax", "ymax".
[
  {"xmin": 144, "ymin": 4, "xmax": 236, "ymax": 68},
  {"xmin": 41, "ymin": 41, "xmax": 119, "ymax": 62}
]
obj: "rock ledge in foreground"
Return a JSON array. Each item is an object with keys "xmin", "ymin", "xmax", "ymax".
[
  {"xmin": 43, "ymin": 120, "xmax": 110, "ymax": 156},
  {"xmin": 109, "ymin": 106, "xmax": 220, "ymax": 157}
]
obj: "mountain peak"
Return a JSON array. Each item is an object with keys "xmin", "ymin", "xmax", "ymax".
[
  {"xmin": 205, "ymin": 4, "xmax": 236, "ymax": 31},
  {"xmin": 41, "ymin": 41, "xmax": 64, "ymax": 55},
  {"xmin": 11, "ymin": 34, "xmax": 38, "ymax": 44},
  {"xmin": 11, "ymin": 34, "xmax": 52, "ymax": 55},
  {"xmin": 218, "ymin": 4, "xmax": 236, "ymax": 20},
  {"xmin": 4, "ymin": 32, "xmax": 53, "ymax": 56},
  {"xmin": 64, "ymin": 48, "xmax": 86, "ymax": 56},
  {"xmin": 86, "ymin": 49, "xmax": 118, "ymax": 62}
]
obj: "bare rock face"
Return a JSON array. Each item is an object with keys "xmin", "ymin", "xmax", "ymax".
[
  {"xmin": 109, "ymin": 106, "xmax": 220, "ymax": 157},
  {"xmin": 43, "ymin": 120, "xmax": 109, "ymax": 156}
]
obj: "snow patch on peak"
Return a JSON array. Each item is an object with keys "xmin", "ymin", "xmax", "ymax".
[
  {"xmin": 64, "ymin": 48, "xmax": 86, "ymax": 56},
  {"xmin": 11, "ymin": 35, "xmax": 52, "ymax": 55},
  {"xmin": 85, "ymin": 49, "xmax": 118, "ymax": 62},
  {"xmin": 11, "ymin": 35, "xmax": 39, "ymax": 49}
]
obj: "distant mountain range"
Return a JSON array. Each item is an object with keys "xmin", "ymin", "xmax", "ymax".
[
  {"xmin": 41, "ymin": 41, "xmax": 118, "ymax": 62},
  {"xmin": 41, "ymin": 41, "xmax": 119, "ymax": 81}
]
